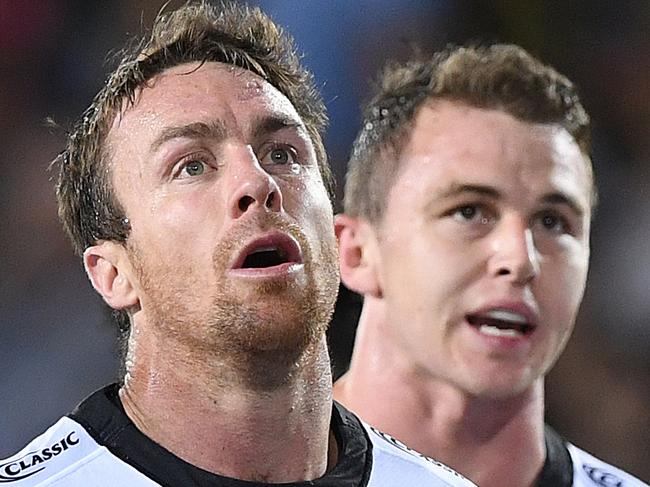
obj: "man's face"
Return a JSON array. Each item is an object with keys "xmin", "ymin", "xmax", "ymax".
[
  {"xmin": 106, "ymin": 62, "xmax": 339, "ymax": 367},
  {"xmin": 369, "ymin": 100, "xmax": 591, "ymax": 398}
]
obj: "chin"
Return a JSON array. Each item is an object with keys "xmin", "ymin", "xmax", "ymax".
[
  {"xmin": 459, "ymin": 369, "xmax": 539, "ymax": 400},
  {"xmin": 215, "ymin": 294, "xmax": 327, "ymax": 352},
  {"xmin": 471, "ymin": 385, "xmax": 531, "ymax": 401},
  {"xmin": 252, "ymin": 313, "xmax": 321, "ymax": 353}
]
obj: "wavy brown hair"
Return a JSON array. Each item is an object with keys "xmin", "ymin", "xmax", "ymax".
[
  {"xmin": 344, "ymin": 43, "xmax": 593, "ymax": 223},
  {"xmin": 53, "ymin": 1, "xmax": 330, "ymax": 339}
]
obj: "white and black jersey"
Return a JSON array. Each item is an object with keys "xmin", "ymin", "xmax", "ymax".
[
  {"xmin": 0, "ymin": 385, "xmax": 475, "ymax": 486},
  {"xmin": 538, "ymin": 425, "xmax": 648, "ymax": 486}
]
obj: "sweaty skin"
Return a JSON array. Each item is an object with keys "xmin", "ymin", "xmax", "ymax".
[
  {"xmin": 335, "ymin": 100, "xmax": 591, "ymax": 487},
  {"xmin": 85, "ymin": 61, "xmax": 340, "ymax": 482}
]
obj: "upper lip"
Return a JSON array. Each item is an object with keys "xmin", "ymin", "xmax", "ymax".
[
  {"xmin": 230, "ymin": 231, "xmax": 303, "ymax": 269},
  {"xmin": 466, "ymin": 301, "xmax": 539, "ymax": 329}
]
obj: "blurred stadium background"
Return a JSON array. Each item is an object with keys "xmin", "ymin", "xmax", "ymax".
[{"xmin": 1, "ymin": 0, "xmax": 648, "ymax": 479}]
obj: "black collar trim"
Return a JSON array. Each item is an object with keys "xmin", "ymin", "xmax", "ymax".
[
  {"xmin": 68, "ymin": 384, "xmax": 372, "ymax": 487},
  {"xmin": 536, "ymin": 424, "xmax": 573, "ymax": 487}
]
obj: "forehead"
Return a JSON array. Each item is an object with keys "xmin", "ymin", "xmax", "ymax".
[
  {"xmin": 108, "ymin": 61, "xmax": 304, "ymax": 147},
  {"xmin": 392, "ymin": 101, "xmax": 592, "ymax": 209}
]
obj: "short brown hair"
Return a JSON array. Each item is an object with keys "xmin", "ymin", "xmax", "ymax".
[
  {"xmin": 344, "ymin": 43, "xmax": 593, "ymax": 222},
  {"xmin": 53, "ymin": 1, "xmax": 330, "ymax": 336}
]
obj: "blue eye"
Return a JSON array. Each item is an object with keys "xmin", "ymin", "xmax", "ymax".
[
  {"xmin": 184, "ymin": 160, "xmax": 205, "ymax": 176},
  {"xmin": 269, "ymin": 148, "xmax": 290, "ymax": 165},
  {"xmin": 260, "ymin": 146, "xmax": 298, "ymax": 168}
]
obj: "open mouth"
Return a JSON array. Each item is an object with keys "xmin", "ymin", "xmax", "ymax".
[
  {"xmin": 466, "ymin": 309, "xmax": 535, "ymax": 338},
  {"xmin": 242, "ymin": 246, "xmax": 290, "ymax": 268},
  {"xmin": 232, "ymin": 233, "xmax": 302, "ymax": 270}
]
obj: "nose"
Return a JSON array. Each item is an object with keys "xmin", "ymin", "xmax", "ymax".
[
  {"xmin": 488, "ymin": 217, "xmax": 539, "ymax": 285},
  {"xmin": 227, "ymin": 146, "xmax": 283, "ymax": 219}
]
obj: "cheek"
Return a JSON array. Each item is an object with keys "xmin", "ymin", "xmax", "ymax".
[
  {"xmin": 538, "ymin": 254, "xmax": 588, "ymax": 323},
  {"xmin": 380, "ymin": 231, "xmax": 492, "ymax": 333},
  {"xmin": 131, "ymin": 191, "xmax": 223, "ymax": 259},
  {"xmin": 283, "ymin": 176, "xmax": 333, "ymax": 228},
  {"xmin": 379, "ymin": 239, "xmax": 444, "ymax": 314},
  {"xmin": 387, "ymin": 230, "xmax": 482, "ymax": 289},
  {"xmin": 160, "ymin": 188, "xmax": 223, "ymax": 224}
]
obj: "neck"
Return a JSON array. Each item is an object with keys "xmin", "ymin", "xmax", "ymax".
[
  {"xmin": 334, "ymin": 300, "xmax": 546, "ymax": 487},
  {"xmin": 121, "ymin": 323, "xmax": 336, "ymax": 483}
]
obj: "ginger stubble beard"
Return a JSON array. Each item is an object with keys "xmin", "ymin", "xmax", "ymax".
[{"xmin": 124, "ymin": 213, "xmax": 340, "ymax": 391}]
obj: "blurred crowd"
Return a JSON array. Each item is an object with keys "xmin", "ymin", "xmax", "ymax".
[{"xmin": 1, "ymin": 0, "xmax": 648, "ymax": 479}]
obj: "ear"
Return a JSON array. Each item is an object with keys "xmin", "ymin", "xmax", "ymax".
[
  {"xmin": 335, "ymin": 214, "xmax": 382, "ymax": 298},
  {"xmin": 83, "ymin": 241, "xmax": 139, "ymax": 310}
]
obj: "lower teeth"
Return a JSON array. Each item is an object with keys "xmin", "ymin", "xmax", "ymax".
[{"xmin": 479, "ymin": 325, "xmax": 521, "ymax": 337}]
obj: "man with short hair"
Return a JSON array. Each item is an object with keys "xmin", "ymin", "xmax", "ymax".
[
  {"xmin": 335, "ymin": 44, "xmax": 648, "ymax": 486},
  {"xmin": 0, "ymin": 3, "xmax": 475, "ymax": 486}
]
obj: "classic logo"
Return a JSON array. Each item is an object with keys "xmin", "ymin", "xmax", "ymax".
[
  {"xmin": 583, "ymin": 464, "xmax": 623, "ymax": 487},
  {"xmin": 0, "ymin": 432, "xmax": 79, "ymax": 483}
]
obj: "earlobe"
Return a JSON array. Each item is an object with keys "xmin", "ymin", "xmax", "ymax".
[
  {"xmin": 83, "ymin": 242, "xmax": 139, "ymax": 310},
  {"xmin": 335, "ymin": 214, "xmax": 382, "ymax": 298}
]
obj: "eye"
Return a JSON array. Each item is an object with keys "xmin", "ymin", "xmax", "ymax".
[
  {"xmin": 456, "ymin": 205, "xmax": 477, "ymax": 220},
  {"xmin": 536, "ymin": 210, "xmax": 570, "ymax": 234},
  {"xmin": 451, "ymin": 204, "xmax": 494, "ymax": 225},
  {"xmin": 260, "ymin": 145, "xmax": 298, "ymax": 167},
  {"xmin": 173, "ymin": 153, "xmax": 215, "ymax": 180},
  {"xmin": 183, "ymin": 160, "xmax": 205, "ymax": 177},
  {"xmin": 270, "ymin": 148, "xmax": 290, "ymax": 165}
]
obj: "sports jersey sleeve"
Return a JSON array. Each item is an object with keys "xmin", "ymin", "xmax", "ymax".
[
  {"xmin": 0, "ymin": 417, "xmax": 159, "ymax": 486},
  {"xmin": 363, "ymin": 423, "xmax": 477, "ymax": 486}
]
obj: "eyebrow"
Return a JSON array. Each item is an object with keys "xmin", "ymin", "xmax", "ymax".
[
  {"xmin": 433, "ymin": 183, "xmax": 585, "ymax": 217},
  {"xmin": 251, "ymin": 114, "xmax": 304, "ymax": 140},
  {"xmin": 150, "ymin": 115, "xmax": 304, "ymax": 153},
  {"xmin": 540, "ymin": 192, "xmax": 585, "ymax": 218},
  {"xmin": 437, "ymin": 183, "xmax": 501, "ymax": 200},
  {"xmin": 150, "ymin": 120, "xmax": 228, "ymax": 153}
]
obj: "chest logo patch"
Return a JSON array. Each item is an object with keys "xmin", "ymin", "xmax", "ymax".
[
  {"xmin": 0, "ymin": 432, "xmax": 79, "ymax": 483},
  {"xmin": 583, "ymin": 464, "xmax": 624, "ymax": 487}
]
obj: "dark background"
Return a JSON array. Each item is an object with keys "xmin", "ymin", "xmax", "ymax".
[{"xmin": 1, "ymin": 0, "xmax": 648, "ymax": 480}]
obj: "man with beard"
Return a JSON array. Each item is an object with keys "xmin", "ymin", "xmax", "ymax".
[
  {"xmin": 334, "ymin": 44, "xmax": 648, "ymax": 486},
  {"xmin": 0, "ymin": 2, "xmax": 476, "ymax": 487}
]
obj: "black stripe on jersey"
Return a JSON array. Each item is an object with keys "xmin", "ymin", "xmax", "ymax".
[
  {"xmin": 536, "ymin": 424, "xmax": 573, "ymax": 487},
  {"xmin": 68, "ymin": 384, "xmax": 372, "ymax": 487}
]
